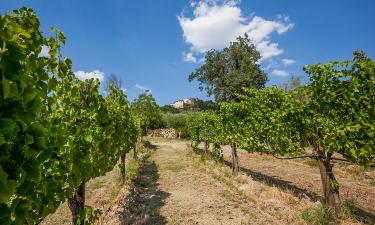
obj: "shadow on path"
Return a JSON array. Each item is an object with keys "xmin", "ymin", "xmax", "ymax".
[
  {"xmin": 344, "ymin": 201, "xmax": 375, "ymax": 224},
  {"xmin": 223, "ymin": 160, "xmax": 321, "ymax": 201},
  {"xmin": 119, "ymin": 154, "xmax": 170, "ymax": 225},
  {"xmin": 142, "ymin": 141, "xmax": 158, "ymax": 151},
  {"xmin": 192, "ymin": 147, "xmax": 320, "ymax": 201}
]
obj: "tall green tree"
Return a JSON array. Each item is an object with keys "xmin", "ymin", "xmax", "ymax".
[
  {"xmin": 188, "ymin": 34, "xmax": 268, "ymax": 103},
  {"xmin": 131, "ymin": 92, "xmax": 162, "ymax": 134}
]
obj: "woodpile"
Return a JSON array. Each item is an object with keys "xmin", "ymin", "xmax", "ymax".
[{"xmin": 147, "ymin": 128, "xmax": 179, "ymax": 138}]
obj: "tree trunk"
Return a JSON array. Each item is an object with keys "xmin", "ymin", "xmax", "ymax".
[
  {"xmin": 317, "ymin": 150, "xmax": 341, "ymax": 216},
  {"xmin": 120, "ymin": 154, "xmax": 126, "ymax": 185},
  {"xmin": 133, "ymin": 138, "xmax": 139, "ymax": 160},
  {"xmin": 231, "ymin": 143, "xmax": 240, "ymax": 175},
  {"xmin": 204, "ymin": 140, "xmax": 210, "ymax": 154},
  {"xmin": 219, "ymin": 145, "xmax": 224, "ymax": 161},
  {"xmin": 68, "ymin": 182, "xmax": 85, "ymax": 225},
  {"xmin": 213, "ymin": 143, "xmax": 223, "ymax": 160}
]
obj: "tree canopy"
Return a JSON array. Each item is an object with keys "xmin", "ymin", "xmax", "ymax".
[
  {"xmin": 131, "ymin": 92, "xmax": 162, "ymax": 133},
  {"xmin": 188, "ymin": 34, "xmax": 268, "ymax": 103}
]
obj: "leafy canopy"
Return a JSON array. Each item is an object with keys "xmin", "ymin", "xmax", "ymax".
[
  {"xmin": 0, "ymin": 7, "xmax": 138, "ymax": 224},
  {"xmin": 188, "ymin": 34, "xmax": 267, "ymax": 103},
  {"xmin": 131, "ymin": 92, "xmax": 162, "ymax": 133},
  {"xmin": 304, "ymin": 51, "xmax": 375, "ymax": 166}
]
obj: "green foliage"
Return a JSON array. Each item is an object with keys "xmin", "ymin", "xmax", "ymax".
[
  {"xmin": 125, "ymin": 159, "xmax": 140, "ymax": 184},
  {"xmin": 221, "ymin": 87, "xmax": 308, "ymax": 156},
  {"xmin": 0, "ymin": 8, "xmax": 63, "ymax": 224},
  {"xmin": 191, "ymin": 52, "xmax": 374, "ymax": 168},
  {"xmin": 161, "ymin": 99, "xmax": 217, "ymax": 114},
  {"xmin": 131, "ymin": 93, "xmax": 163, "ymax": 134},
  {"xmin": 188, "ymin": 34, "xmax": 267, "ymax": 102},
  {"xmin": 280, "ymin": 75, "xmax": 304, "ymax": 92},
  {"xmin": 182, "ymin": 99, "xmax": 217, "ymax": 112},
  {"xmin": 304, "ymin": 51, "xmax": 375, "ymax": 166},
  {"xmin": 105, "ymin": 85, "xmax": 137, "ymax": 156},
  {"xmin": 76, "ymin": 206, "xmax": 102, "ymax": 225},
  {"xmin": 160, "ymin": 105, "xmax": 181, "ymax": 114},
  {"xmin": 188, "ymin": 112, "xmax": 224, "ymax": 147},
  {"xmin": 0, "ymin": 8, "xmax": 137, "ymax": 224}
]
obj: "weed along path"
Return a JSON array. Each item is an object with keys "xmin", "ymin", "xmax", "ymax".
[{"xmin": 102, "ymin": 138, "xmax": 321, "ymax": 225}]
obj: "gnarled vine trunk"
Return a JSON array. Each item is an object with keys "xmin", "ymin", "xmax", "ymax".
[
  {"xmin": 231, "ymin": 143, "xmax": 240, "ymax": 175},
  {"xmin": 204, "ymin": 140, "xmax": 210, "ymax": 154},
  {"xmin": 120, "ymin": 153, "xmax": 126, "ymax": 185},
  {"xmin": 213, "ymin": 143, "xmax": 223, "ymax": 160},
  {"xmin": 219, "ymin": 146, "xmax": 224, "ymax": 160},
  {"xmin": 68, "ymin": 182, "xmax": 85, "ymax": 225},
  {"xmin": 317, "ymin": 150, "xmax": 341, "ymax": 216},
  {"xmin": 133, "ymin": 137, "xmax": 140, "ymax": 160}
]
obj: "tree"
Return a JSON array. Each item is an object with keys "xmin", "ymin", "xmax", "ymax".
[
  {"xmin": 184, "ymin": 99, "xmax": 217, "ymax": 112},
  {"xmin": 188, "ymin": 34, "xmax": 267, "ymax": 103},
  {"xmin": 161, "ymin": 99, "xmax": 217, "ymax": 114},
  {"xmin": 188, "ymin": 34, "xmax": 267, "ymax": 173},
  {"xmin": 160, "ymin": 105, "xmax": 182, "ymax": 114},
  {"xmin": 280, "ymin": 75, "xmax": 303, "ymax": 92},
  {"xmin": 131, "ymin": 92, "xmax": 162, "ymax": 134},
  {"xmin": 106, "ymin": 74, "xmax": 122, "ymax": 92}
]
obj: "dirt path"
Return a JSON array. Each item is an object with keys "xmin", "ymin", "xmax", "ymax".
[{"xmin": 101, "ymin": 139, "xmax": 328, "ymax": 225}]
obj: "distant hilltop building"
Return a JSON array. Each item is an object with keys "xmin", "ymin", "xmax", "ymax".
[{"xmin": 169, "ymin": 98, "xmax": 197, "ymax": 109}]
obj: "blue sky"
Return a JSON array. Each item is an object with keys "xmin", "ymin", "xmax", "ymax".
[{"xmin": 1, "ymin": 0, "xmax": 375, "ymax": 105}]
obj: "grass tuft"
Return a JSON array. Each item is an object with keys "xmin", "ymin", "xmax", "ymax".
[
  {"xmin": 125, "ymin": 159, "xmax": 140, "ymax": 184},
  {"xmin": 301, "ymin": 204, "xmax": 335, "ymax": 225}
]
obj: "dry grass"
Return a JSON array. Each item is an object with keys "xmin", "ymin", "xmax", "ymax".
[{"xmin": 188, "ymin": 145, "xmax": 313, "ymax": 224}]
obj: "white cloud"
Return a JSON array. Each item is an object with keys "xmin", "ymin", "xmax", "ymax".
[
  {"xmin": 74, "ymin": 70, "xmax": 104, "ymax": 81},
  {"xmin": 271, "ymin": 69, "xmax": 288, "ymax": 77},
  {"xmin": 183, "ymin": 52, "xmax": 197, "ymax": 63},
  {"xmin": 282, "ymin": 58, "xmax": 296, "ymax": 66},
  {"xmin": 178, "ymin": 1, "xmax": 293, "ymax": 62},
  {"xmin": 39, "ymin": 45, "xmax": 50, "ymax": 57},
  {"xmin": 134, "ymin": 84, "xmax": 151, "ymax": 93}
]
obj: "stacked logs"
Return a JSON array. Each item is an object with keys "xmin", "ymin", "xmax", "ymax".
[{"xmin": 147, "ymin": 128, "xmax": 179, "ymax": 138}]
